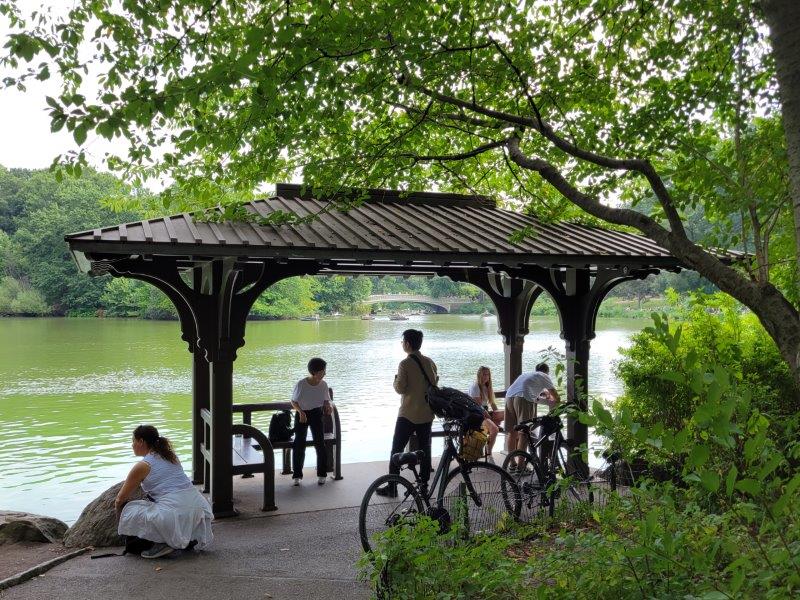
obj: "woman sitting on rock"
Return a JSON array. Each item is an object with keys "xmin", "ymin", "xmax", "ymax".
[{"xmin": 115, "ymin": 425, "xmax": 213, "ymax": 558}]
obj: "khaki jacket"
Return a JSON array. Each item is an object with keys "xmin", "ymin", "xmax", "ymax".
[{"xmin": 394, "ymin": 351, "xmax": 438, "ymax": 424}]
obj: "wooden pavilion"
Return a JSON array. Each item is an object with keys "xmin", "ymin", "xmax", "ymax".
[{"xmin": 65, "ymin": 184, "xmax": 684, "ymax": 516}]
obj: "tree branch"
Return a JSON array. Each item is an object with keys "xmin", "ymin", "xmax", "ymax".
[
  {"xmin": 400, "ymin": 137, "xmax": 510, "ymax": 163},
  {"xmin": 399, "ymin": 74, "xmax": 687, "ymax": 237}
]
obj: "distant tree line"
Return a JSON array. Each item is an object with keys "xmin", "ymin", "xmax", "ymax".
[{"xmin": 0, "ymin": 167, "xmax": 501, "ymax": 319}]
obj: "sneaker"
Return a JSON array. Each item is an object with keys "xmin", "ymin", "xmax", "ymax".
[
  {"xmin": 293, "ymin": 478, "xmax": 301, "ymax": 486},
  {"xmin": 375, "ymin": 484, "xmax": 397, "ymax": 498},
  {"xmin": 318, "ymin": 476, "xmax": 326, "ymax": 485},
  {"xmin": 141, "ymin": 543, "xmax": 174, "ymax": 559}
]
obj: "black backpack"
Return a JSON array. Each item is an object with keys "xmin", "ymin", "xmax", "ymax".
[
  {"xmin": 408, "ymin": 354, "xmax": 485, "ymax": 430},
  {"xmin": 269, "ymin": 410, "xmax": 295, "ymax": 443}
]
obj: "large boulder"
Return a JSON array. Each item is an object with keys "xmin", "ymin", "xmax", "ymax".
[
  {"xmin": 63, "ymin": 481, "xmax": 146, "ymax": 548},
  {"xmin": 0, "ymin": 511, "xmax": 68, "ymax": 545}
]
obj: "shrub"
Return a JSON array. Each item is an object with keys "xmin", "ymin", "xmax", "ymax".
[
  {"xmin": 614, "ymin": 293, "xmax": 798, "ymax": 448},
  {"xmin": 0, "ymin": 275, "xmax": 50, "ymax": 315},
  {"xmin": 359, "ymin": 517, "xmax": 528, "ymax": 600}
]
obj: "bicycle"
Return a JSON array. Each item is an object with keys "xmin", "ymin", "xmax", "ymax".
[
  {"xmin": 503, "ymin": 414, "xmax": 605, "ymax": 518},
  {"xmin": 358, "ymin": 419, "xmax": 522, "ymax": 552}
]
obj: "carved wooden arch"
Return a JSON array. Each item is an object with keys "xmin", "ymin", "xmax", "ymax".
[
  {"xmin": 94, "ymin": 256, "xmax": 200, "ymax": 353},
  {"xmin": 509, "ymin": 265, "xmax": 659, "ymax": 349},
  {"xmin": 224, "ymin": 261, "xmax": 321, "ymax": 360},
  {"xmin": 447, "ymin": 269, "xmax": 543, "ymax": 344}
]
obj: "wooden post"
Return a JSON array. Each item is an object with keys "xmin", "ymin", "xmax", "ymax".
[
  {"xmin": 209, "ymin": 356, "xmax": 236, "ymax": 517},
  {"xmin": 447, "ymin": 270, "xmax": 541, "ymax": 389},
  {"xmin": 558, "ymin": 268, "xmax": 592, "ymax": 451},
  {"xmin": 566, "ymin": 338, "xmax": 591, "ymax": 444},
  {"xmin": 191, "ymin": 352, "xmax": 210, "ymax": 484},
  {"xmin": 503, "ymin": 336, "xmax": 525, "ymax": 389}
]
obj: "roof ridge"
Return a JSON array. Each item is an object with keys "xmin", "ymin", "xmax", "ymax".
[{"xmin": 273, "ymin": 183, "xmax": 496, "ymax": 209}]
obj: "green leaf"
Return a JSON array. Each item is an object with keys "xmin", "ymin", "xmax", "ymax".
[
  {"xmin": 687, "ymin": 444, "xmax": 710, "ymax": 469},
  {"xmin": 725, "ymin": 465, "xmax": 737, "ymax": 498},
  {"xmin": 592, "ymin": 399, "xmax": 613, "ymax": 427},
  {"xmin": 50, "ymin": 116, "xmax": 66, "ymax": 133},
  {"xmin": 700, "ymin": 470, "xmax": 720, "ymax": 492},
  {"xmin": 73, "ymin": 124, "xmax": 88, "ymax": 145},
  {"xmin": 734, "ymin": 478, "xmax": 761, "ymax": 496},
  {"xmin": 657, "ymin": 371, "xmax": 685, "ymax": 384},
  {"xmin": 756, "ymin": 454, "xmax": 783, "ymax": 481},
  {"xmin": 771, "ymin": 474, "xmax": 800, "ymax": 515}
]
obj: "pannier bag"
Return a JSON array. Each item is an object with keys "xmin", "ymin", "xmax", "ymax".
[
  {"xmin": 408, "ymin": 354, "xmax": 485, "ymax": 430},
  {"xmin": 269, "ymin": 410, "xmax": 295, "ymax": 442},
  {"xmin": 459, "ymin": 427, "xmax": 489, "ymax": 462}
]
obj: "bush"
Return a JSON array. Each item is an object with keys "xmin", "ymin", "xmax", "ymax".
[
  {"xmin": 614, "ymin": 293, "xmax": 798, "ymax": 444},
  {"xmin": 0, "ymin": 275, "xmax": 50, "ymax": 315},
  {"xmin": 359, "ymin": 517, "xmax": 528, "ymax": 600}
]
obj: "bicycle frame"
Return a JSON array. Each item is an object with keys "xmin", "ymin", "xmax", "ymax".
[{"xmin": 403, "ymin": 420, "xmax": 472, "ymax": 508}]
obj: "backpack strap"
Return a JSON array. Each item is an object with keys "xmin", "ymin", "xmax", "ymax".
[{"xmin": 408, "ymin": 354, "xmax": 436, "ymax": 388}]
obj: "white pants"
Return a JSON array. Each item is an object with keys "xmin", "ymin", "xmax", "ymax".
[{"xmin": 119, "ymin": 487, "xmax": 214, "ymax": 550}]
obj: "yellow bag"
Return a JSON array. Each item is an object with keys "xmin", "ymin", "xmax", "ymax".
[{"xmin": 459, "ymin": 427, "xmax": 488, "ymax": 461}]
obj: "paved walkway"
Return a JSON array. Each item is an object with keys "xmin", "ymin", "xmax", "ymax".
[
  {"xmin": 0, "ymin": 505, "xmax": 370, "ymax": 600},
  {"xmin": 1, "ymin": 454, "xmax": 511, "ymax": 600}
]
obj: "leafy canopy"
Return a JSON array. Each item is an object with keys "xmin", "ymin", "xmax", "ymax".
[{"xmin": 0, "ymin": 0, "xmax": 771, "ymax": 218}]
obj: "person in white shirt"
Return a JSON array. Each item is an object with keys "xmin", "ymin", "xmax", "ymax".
[
  {"xmin": 290, "ymin": 357, "xmax": 333, "ymax": 486},
  {"xmin": 468, "ymin": 366, "xmax": 502, "ymax": 457},
  {"xmin": 504, "ymin": 362, "xmax": 561, "ymax": 458},
  {"xmin": 115, "ymin": 425, "xmax": 213, "ymax": 559}
]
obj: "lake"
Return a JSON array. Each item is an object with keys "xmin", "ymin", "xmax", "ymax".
[{"xmin": 0, "ymin": 315, "xmax": 648, "ymax": 523}]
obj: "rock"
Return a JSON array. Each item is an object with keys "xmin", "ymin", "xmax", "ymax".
[
  {"xmin": 0, "ymin": 511, "xmax": 68, "ymax": 545},
  {"xmin": 63, "ymin": 481, "xmax": 146, "ymax": 548}
]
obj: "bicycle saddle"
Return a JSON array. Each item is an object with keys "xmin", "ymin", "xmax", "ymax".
[
  {"xmin": 391, "ymin": 450, "xmax": 425, "ymax": 469},
  {"xmin": 515, "ymin": 416, "xmax": 562, "ymax": 434}
]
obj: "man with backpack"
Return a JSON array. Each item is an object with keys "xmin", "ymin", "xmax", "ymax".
[{"xmin": 376, "ymin": 329, "xmax": 438, "ymax": 497}]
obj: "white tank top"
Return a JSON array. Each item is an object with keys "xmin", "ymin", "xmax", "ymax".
[{"xmin": 140, "ymin": 453, "xmax": 193, "ymax": 500}]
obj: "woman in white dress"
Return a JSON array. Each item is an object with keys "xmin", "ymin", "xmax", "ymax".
[
  {"xmin": 115, "ymin": 425, "xmax": 213, "ymax": 558},
  {"xmin": 469, "ymin": 366, "xmax": 503, "ymax": 456}
]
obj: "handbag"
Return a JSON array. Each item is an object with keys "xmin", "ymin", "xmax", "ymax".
[
  {"xmin": 459, "ymin": 427, "xmax": 488, "ymax": 461},
  {"xmin": 268, "ymin": 409, "xmax": 295, "ymax": 442}
]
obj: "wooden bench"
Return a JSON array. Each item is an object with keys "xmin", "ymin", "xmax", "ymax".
[{"xmin": 200, "ymin": 399, "xmax": 342, "ymax": 512}]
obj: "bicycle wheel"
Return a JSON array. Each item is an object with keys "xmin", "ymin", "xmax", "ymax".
[
  {"xmin": 359, "ymin": 474, "xmax": 425, "ymax": 553},
  {"xmin": 503, "ymin": 450, "xmax": 548, "ymax": 519},
  {"xmin": 552, "ymin": 443, "xmax": 593, "ymax": 513},
  {"xmin": 438, "ymin": 462, "xmax": 521, "ymax": 537}
]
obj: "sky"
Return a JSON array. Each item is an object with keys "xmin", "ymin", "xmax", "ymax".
[{"xmin": 0, "ymin": 1, "xmax": 124, "ymax": 172}]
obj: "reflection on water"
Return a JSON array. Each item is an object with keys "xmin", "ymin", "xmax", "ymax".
[{"xmin": 0, "ymin": 315, "xmax": 646, "ymax": 523}]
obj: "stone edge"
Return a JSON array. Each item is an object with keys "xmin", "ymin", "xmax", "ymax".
[{"xmin": 0, "ymin": 547, "xmax": 90, "ymax": 592}]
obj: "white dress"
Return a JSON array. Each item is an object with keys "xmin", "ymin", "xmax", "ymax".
[{"xmin": 118, "ymin": 453, "xmax": 213, "ymax": 550}]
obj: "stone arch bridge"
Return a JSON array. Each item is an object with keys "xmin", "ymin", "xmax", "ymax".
[{"xmin": 364, "ymin": 294, "xmax": 472, "ymax": 313}]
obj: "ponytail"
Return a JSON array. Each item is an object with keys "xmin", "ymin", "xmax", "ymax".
[{"xmin": 133, "ymin": 424, "xmax": 179, "ymax": 464}]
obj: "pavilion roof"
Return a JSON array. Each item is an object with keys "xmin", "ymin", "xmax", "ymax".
[{"xmin": 66, "ymin": 184, "xmax": 684, "ymax": 272}]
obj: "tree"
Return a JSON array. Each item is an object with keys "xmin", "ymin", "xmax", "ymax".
[
  {"xmin": 3, "ymin": 168, "xmax": 138, "ymax": 314},
  {"xmin": 2, "ymin": 1, "xmax": 799, "ymax": 388},
  {"xmin": 251, "ymin": 276, "xmax": 320, "ymax": 318},
  {"xmin": 313, "ymin": 275, "xmax": 372, "ymax": 313}
]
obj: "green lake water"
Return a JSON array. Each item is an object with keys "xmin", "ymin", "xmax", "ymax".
[{"xmin": 0, "ymin": 315, "xmax": 648, "ymax": 523}]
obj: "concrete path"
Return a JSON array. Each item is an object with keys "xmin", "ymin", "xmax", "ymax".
[
  {"xmin": 0, "ymin": 454, "xmax": 510, "ymax": 600},
  {"xmin": 0, "ymin": 506, "xmax": 370, "ymax": 600}
]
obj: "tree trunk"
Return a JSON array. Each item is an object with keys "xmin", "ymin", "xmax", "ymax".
[{"xmin": 763, "ymin": 0, "xmax": 800, "ymax": 294}]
